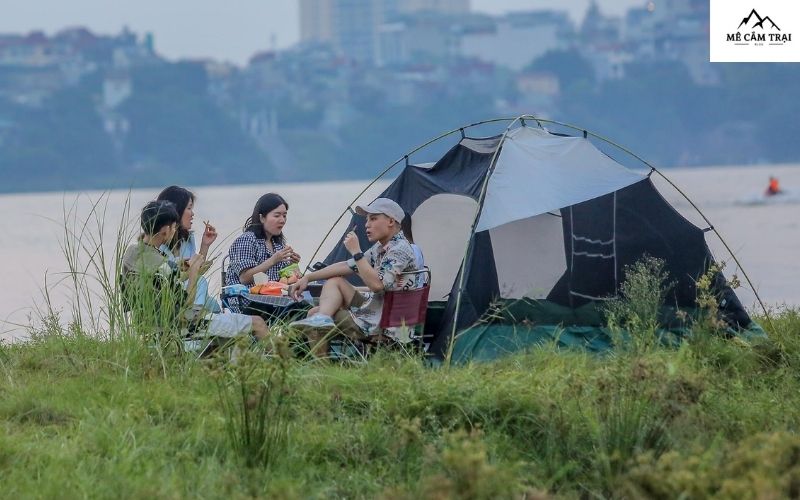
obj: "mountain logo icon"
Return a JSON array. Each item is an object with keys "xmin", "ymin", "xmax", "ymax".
[{"xmin": 737, "ymin": 9, "xmax": 781, "ymax": 31}]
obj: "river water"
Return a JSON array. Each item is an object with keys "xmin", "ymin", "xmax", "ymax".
[{"xmin": 1, "ymin": 164, "xmax": 798, "ymax": 341}]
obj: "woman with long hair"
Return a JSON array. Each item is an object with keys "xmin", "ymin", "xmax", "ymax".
[
  {"xmin": 226, "ymin": 192, "xmax": 300, "ymax": 283},
  {"xmin": 156, "ymin": 185, "xmax": 221, "ymax": 312},
  {"xmin": 156, "ymin": 186, "xmax": 218, "ymax": 259},
  {"xmin": 225, "ymin": 193, "xmax": 300, "ymax": 314}
]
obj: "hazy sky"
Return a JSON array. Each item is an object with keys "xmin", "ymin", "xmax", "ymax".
[{"xmin": 0, "ymin": 0, "xmax": 644, "ymax": 65}]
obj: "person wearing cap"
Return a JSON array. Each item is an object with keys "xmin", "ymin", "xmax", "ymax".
[{"xmin": 288, "ymin": 198, "xmax": 419, "ymax": 355}]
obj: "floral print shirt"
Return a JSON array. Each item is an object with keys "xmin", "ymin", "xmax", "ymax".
[{"xmin": 346, "ymin": 230, "xmax": 420, "ymax": 340}]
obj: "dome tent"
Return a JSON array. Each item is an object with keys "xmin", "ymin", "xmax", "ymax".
[{"xmin": 310, "ymin": 116, "xmax": 765, "ymax": 362}]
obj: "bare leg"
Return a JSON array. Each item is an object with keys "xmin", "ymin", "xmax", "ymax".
[
  {"xmin": 317, "ymin": 277, "xmax": 358, "ymax": 317},
  {"xmin": 305, "ymin": 278, "xmax": 359, "ymax": 357}
]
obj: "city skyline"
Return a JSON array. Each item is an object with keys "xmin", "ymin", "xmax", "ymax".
[{"xmin": 0, "ymin": 0, "xmax": 645, "ymax": 65}]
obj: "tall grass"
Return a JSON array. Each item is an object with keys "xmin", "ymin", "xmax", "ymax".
[
  {"xmin": 29, "ymin": 195, "xmax": 138, "ymax": 362},
  {"xmin": 50, "ymin": 194, "xmax": 134, "ymax": 339},
  {"xmin": 604, "ymin": 255, "xmax": 673, "ymax": 353},
  {"xmin": 214, "ymin": 346, "xmax": 291, "ymax": 469},
  {"xmin": 18, "ymin": 192, "xmax": 229, "ymax": 384}
]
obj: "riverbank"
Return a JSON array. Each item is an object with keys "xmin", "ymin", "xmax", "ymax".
[{"xmin": 1, "ymin": 308, "xmax": 799, "ymax": 498}]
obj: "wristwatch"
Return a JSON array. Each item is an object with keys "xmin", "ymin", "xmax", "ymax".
[{"xmin": 352, "ymin": 252, "xmax": 364, "ymax": 261}]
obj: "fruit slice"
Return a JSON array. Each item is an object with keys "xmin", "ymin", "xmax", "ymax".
[{"xmin": 259, "ymin": 282, "xmax": 286, "ymax": 295}]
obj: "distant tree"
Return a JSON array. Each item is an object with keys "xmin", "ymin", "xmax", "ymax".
[
  {"xmin": 525, "ymin": 49, "xmax": 595, "ymax": 90},
  {"xmin": 335, "ymin": 91, "xmax": 497, "ymax": 179},
  {"xmin": 553, "ymin": 60, "xmax": 800, "ymax": 166},
  {"xmin": 723, "ymin": 64, "xmax": 800, "ymax": 162},
  {"xmin": 0, "ymin": 83, "xmax": 117, "ymax": 192},
  {"xmin": 121, "ymin": 62, "xmax": 272, "ymax": 185},
  {"xmin": 557, "ymin": 61, "xmax": 699, "ymax": 166}
]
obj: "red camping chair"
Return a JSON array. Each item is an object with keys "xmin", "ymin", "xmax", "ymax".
[
  {"xmin": 329, "ymin": 267, "xmax": 432, "ymax": 359},
  {"xmin": 377, "ymin": 267, "xmax": 432, "ymax": 348}
]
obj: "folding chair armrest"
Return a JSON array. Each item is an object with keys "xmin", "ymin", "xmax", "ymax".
[
  {"xmin": 398, "ymin": 266, "xmax": 431, "ymax": 287},
  {"xmin": 220, "ymin": 254, "xmax": 230, "ymax": 288}
]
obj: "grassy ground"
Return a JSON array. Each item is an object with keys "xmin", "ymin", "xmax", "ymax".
[{"xmin": 1, "ymin": 306, "xmax": 799, "ymax": 499}]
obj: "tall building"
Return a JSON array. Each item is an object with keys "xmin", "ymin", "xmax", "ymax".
[
  {"xmin": 299, "ymin": 0, "xmax": 470, "ymax": 62},
  {"xmin": 299, "ymin": 0, "xmax": 334, "ymax": 43},
  {"xmin": 332, "ymin": 0, "xmax": 385, "ymax": 62}
]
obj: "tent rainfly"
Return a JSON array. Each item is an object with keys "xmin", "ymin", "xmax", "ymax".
[{"xmin": 314, "ymin": 116, "xmax": 765, "ymax": 362}]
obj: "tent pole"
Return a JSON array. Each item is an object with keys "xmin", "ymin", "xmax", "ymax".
[
  {"xmin": 303, "ymin": 117, "xmax": 518, "ymax": 273},
  {"xmin": 444, "ymin": 116, "xmax": 527, "ymax": 366},
  {"xmin": 520, "ymin": 115, "xmax": 773, "ymax": 330}
]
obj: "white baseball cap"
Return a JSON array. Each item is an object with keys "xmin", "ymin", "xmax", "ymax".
[{"xmin": 355, "ymin": 198, "xmax": 405, "ymax": 223}]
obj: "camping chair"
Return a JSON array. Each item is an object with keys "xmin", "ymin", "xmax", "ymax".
[
  {"xmin": 377, "ymin": 267, "xmax": 432, "ymax": 351},
  {"xmin": 220, "ymin": 254, "xmax": 233, "ymax": 311},
  {"xmin": 329, "ymin": 267, "xmax": 432, "ymax": 359}
]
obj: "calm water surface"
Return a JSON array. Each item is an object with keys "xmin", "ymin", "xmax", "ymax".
[{"xmin": 1, "ymin": 164, "xmax": 798, "ymax": 341}]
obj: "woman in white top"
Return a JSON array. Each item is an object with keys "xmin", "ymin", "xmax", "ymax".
[{"xmin": 157, "ymin": 185, "xmax": 221, "ymax": 312}]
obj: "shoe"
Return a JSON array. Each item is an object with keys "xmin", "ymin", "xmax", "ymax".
[{"xmin": 289, "ymin": 314, "xmax": 335, "ymax": 329}]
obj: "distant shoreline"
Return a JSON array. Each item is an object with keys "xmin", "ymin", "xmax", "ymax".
[{"xmin": 2, "ymin": 162, "xmax": 798, "ymax": 198}]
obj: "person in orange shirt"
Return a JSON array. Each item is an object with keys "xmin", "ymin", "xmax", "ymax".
[{"xmin": 766, "ymin": 176, "xmax": 782, "ymax": 196}]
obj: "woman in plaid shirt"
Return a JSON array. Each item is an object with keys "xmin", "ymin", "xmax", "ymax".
[{"xmin": 225, "ymin": 193, "xmax": 300, "ymax": 312}]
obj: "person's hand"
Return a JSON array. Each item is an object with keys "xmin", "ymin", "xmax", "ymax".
[
  {"xmin": 267, "ymin": 246, "xmax": 295, "ymax": 267},
  {"xmin": 289, "ymin": 250, "xmax": 301, "ymax": 263},
  {"xmin": 276, "ymin": 246, "xmax": 295, "ymax": 263},
  {"xmin": 289, "ymin": 275, "xmax": 309, "ymax": 301},
  {"xmin": 199, "ymin": 258, "xmax": 214, "ymax": 275},
  {"xmin": 343, "ymin": 230, "xmax": 361, "ymax": 255},
  {"xmin": 180, "ymin": 255, "xmax": 211, "ymax": 273},
  {"xmin": 186, "ymin": 253, "xmax": 205, "ymax": 277},
  {"xmin": 201, "ymin": 221, "xmax": 217, "ymax": 247}
]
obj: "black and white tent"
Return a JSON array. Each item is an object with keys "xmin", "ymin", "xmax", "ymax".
[{"xmin": 315, "ymin": 116, "xmax": 763, "ymax": 361}]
